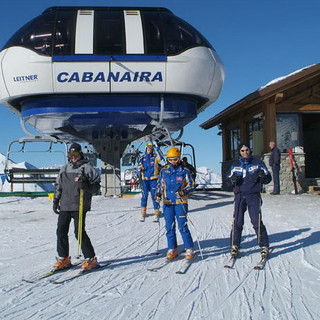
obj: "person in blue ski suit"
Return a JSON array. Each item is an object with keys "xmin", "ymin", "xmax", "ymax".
[
  {"xmin": 139, "ymin": 142, "xmax": 162, "ymax": 221},
  {"xmin": 227, "ymin": 143, "xmax": 272, "ymax": 257},
  {"xmin": 155, "ymin": 147, "xmax": 195, "ymax": 260}
]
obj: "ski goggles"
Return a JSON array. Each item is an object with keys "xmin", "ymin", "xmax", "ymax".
[
  {"xmin": 68, "ymin": 151, "xmax": 81, "ymax": 158},
  {"xmin": 167, "ymin": 157, "xmax": 180, "ymax": 163}
]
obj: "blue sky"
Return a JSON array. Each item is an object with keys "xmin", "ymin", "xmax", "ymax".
[{"xmin": 1, "ymin": 0, "xmax": 319, "ymax": 172}]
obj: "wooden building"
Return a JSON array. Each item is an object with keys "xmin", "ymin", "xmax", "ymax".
[{"xmin": 200, "ymin": 63, "xmax": 320, "ymax": 193}]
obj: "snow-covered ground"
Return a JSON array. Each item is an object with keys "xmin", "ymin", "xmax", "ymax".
[{"xmin": 0, "ymin": 191, "xmax": 319, "ymax": 320}]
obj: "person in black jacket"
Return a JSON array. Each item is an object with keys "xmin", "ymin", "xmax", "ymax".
[
  {"xmin": 182, "ymin": 157, "xmax": 197, "ymax": 181},
  {"xmin": 227, "ymin": 143, "xmax": 272, "ymax": 258},
  {"xmin": 52, "ymin": 143, "xmax": 101, "ymax": 271},
  {"xmin": 269, "ymin": 141, "xmax": 281, "ymax": 195}
]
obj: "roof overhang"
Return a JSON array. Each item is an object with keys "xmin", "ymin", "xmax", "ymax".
[{"xmin": 200, "ymin": 63, "xmax": 320, "ymax": 129}]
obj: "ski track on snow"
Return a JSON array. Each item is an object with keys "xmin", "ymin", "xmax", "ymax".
[{"xmin": 0, "ymin": 193, "xmax": 320, "ymax": 319}]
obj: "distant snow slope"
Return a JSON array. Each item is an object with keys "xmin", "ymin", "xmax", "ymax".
[
  {"xmin": 0, "ymin": 192, "xmax": 319, "ymax": 319},
  {"xmin": 0, "ymin": 153, "xmax": 55, "ymax": 192}
]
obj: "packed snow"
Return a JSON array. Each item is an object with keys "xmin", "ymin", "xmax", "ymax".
[{"xmin": 0, "ymin": 191, "xmax": 319, "ymax": 320}]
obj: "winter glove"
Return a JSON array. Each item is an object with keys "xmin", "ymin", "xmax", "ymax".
[
  {"xmin": 155, "ymin": 193, "xmax": 162, "ymax": 203},
  {"xmin": 230, "ymin": 173, "xmax": 241, "ymax": 185},
  {"xmin": 256, "ymin": 169, "xmax": 265, "ymax": 182},
  {"xmin": 176, "ymin": 189, "xmax": 186, "ymax": 197},
  {"xmin": 53, "ymin": 199, "xmax": 60, "ymax": 215},
  {"xmin": 78, "ymin": 175, "xmax": 90, "ymax": 190}
]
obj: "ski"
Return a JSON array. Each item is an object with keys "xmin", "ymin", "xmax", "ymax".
[
  {"xmin": 22, "ymin": 260, "xmax": 84, "ymax": 283},
  {"xmin": 224, "ymin": 254, "xmax": 238, "ymax": 269},
  {"xmin": 51, "ymin": 261, "xmax": 113, "ymax": 284},
  {"xmin": 253, "ymin": 248, "xmax": 273, "ymax": 270},
  {"xmin": 147, "ymin": 254, "xmax": 181, "ymax": 272},
  {"xmin": 147, "ymin": 258, "xmax": 174, "ymax": 271},
  {"xmin": 175, "ymin": 255, "xmax": 196, "ymax": 274},
  {"xmin": 253, "ymin": 257, "xmax": 268, "ymax": 270}
]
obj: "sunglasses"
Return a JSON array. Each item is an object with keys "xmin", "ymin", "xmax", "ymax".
[
  {"xmin": 240, "ymin": 149, "xmax": 250, "ymax": 152},
  {"xmin": 167, "ymin": 157, "xmax": 180, "ymax": 162}
]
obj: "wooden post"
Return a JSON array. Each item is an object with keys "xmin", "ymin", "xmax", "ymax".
[{"xmin": 263, "ymin": 98, "xmax": 277, "ymax": 152}]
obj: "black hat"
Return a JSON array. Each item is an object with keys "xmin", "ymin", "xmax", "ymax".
[
  {"xmin": 238, "ymin": 143, "xmax": 251, "ymax": 153},
  {"xmin": 69, "ymin": 143, "xmax": 82, "ymax": 153}
]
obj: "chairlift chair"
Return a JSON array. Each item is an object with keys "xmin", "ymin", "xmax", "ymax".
[{"xmin": 4, "ymin": 136, "xmax": 68, "ymax": 184}]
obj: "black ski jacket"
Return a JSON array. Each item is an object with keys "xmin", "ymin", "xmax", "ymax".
[{"xmin": 227, "ymin": 155, "xmax": 271, "ymax": 195}]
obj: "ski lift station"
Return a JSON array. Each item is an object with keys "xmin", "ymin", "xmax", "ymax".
[{"xmin": 0, "ymin": 7, "xmax": 224, "ymax": 196}]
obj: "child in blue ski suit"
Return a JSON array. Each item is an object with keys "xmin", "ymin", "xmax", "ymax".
[
  {"xmin": 155, "ymin": 147, "xmax": 195, "ymax": 260},
  {"xmin": 227, "ymin": 143, "xmax": 272, "ymax": 258},
  {"xmin": 139, "ymin": 142, "xmax": 161, "ymax": 221}
]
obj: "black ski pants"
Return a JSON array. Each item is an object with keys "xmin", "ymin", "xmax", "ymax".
[
  {"xmin": 56, "ymin": 211, "xmax": 95, "ymax": 259},
  {"xmin": 231, "ymin": 193, "xmax": 269, "ymax": 248},
  {"xmin": 272, "ymin": 164, "xmax": 280, "ymax": 194}
]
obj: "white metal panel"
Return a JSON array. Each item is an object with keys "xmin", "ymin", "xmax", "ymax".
[
  {"xmin": 75, "ymin": 10, "xmax": 94, "ymax": 54},
  {"xmin": 110, "ymin": 62, "xmax": 165, "ymax": 92},
  {"xmin": 166, "ymin": 47, "xmax": 218, "ymax": 99},
  {"xmin": 1, "ymin": 47, "xmax": 53, "ymax": 98},
  {"xmin": 0, "ymin": 50, "xmax": 10, "ymax": 100},
  {"xmin": 124, "ymin": 10, "xmax": 144, "ymax": 54},
  {"xmin": 53, "ymin": 62, "xmax": 110, "ymax": 93}
]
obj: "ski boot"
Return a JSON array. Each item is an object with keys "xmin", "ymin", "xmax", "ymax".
[
  {"xmin": 260, "ymin": 246, "xmax": 270, "ymax": 258},
  {"xmin": 166, "ymin": 248, "xmax": 178, "ymax": 260},
  {"xmin": 140, "ymin": 207, "xmax": 147, "ymax": 222},
  {"xmin": 185, "ymin": 248, "xmax": 195, "ymax": 260},
  {"xmin": 230, "ymin": 245, "xmax": 240, "ymax": 257},
  {"xmin": 81, "ymin": 257, "xmax": 98, "ymax": 271},
  {"xmin": 53, "ymin": 256, "xmax": 72, "ymax": 270},
  {"xmin": 153, "ymin": 209, "xmax": 160, "ymax": 222}
]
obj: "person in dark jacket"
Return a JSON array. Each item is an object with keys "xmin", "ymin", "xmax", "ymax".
[
  {"xmin": 52, "ymin": 143, "xmax": 101, "ymax": 271},
  {"xmin": 227, "ymin": 143, "xmax": 272, "ymax": 258},
  {"xmin": 269, "ymin": 141, "xmax": 281, "ymax": 195},
  {"xmin": 182, "ymin": 157, "xmax": 197, "ymax": 181}
]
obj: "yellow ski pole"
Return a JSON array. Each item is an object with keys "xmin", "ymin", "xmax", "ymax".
[{"xmin": 77, "ymin": 188, "xmax": 84, "ymax": 259}]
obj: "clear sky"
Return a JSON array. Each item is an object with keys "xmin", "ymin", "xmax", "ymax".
[{"xmin": 1, "ymin": 0, "xmax": 319, "ymax": 172}]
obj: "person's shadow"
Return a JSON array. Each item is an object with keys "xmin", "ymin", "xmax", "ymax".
[{"xmin": 196, "ymin": 227, "xmax": 317, "ymax": 260}]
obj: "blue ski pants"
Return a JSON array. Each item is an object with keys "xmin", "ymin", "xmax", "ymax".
[
  {"xmin": 231, "ymin": 193, "xmax": 269, "ymax": 247},
  {"xmin": 140, "ymin": 179, "xmax": 159, "ymax": 210},
  {"xmin": 163, "ymin": 203, "xmax": 194, "ymax": 250}
]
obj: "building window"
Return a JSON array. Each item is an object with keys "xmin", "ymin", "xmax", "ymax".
[
  {"xmin": 247, "ymin": 117, "xmax": 263, "ymax": 155},
  {"xmin": 276, "ymin": 114, "xmax": 301, "ymax": 152},
  {"xmin": 3, "ymin": 11, "xmax": 55, "ymax": 56},
  {"xmin": 54, "ymin": 11, "xmax": 75, "ymax": 55},
  {"xmin": 94, "ymin": 11, "xmax": 125, "ymax": 55},
  {"xmin": 229, "ymin": 127, "xmax": 240, "ymax": 160}
]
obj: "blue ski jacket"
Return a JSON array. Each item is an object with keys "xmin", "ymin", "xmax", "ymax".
[
  {"xmin": 227, "ymin": 155, "xmax": 271, "ymax": 195},
  {"xmin": 156, "ymin": 162, "xmax": 195, "ymax": 204},
  {"xmin": 139, "ymin": 152, "xmax": 161, "ymax": 180}
]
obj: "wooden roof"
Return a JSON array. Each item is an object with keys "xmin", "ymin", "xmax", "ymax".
[{"xmin": 200, "ymin": 63, "xmax": 320, "ymax": 129}]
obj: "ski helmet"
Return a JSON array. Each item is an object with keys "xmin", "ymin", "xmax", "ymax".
[
  {"xmin": 167, "ymin": 147, "xmax": 181, "ymax": 158},
  {"xmin": 146, "ymin": 142, "xmax": 154, "ymax": 150}
]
